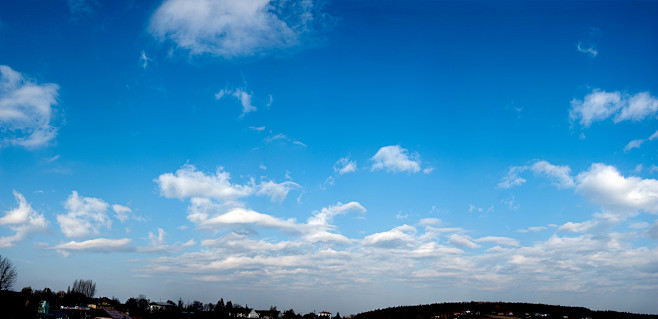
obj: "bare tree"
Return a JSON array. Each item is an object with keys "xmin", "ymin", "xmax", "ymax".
[
  {"xmin": 71, "ymin": 279, "xmax": 96, "ymax": 298},
  {"xmin": 0, "ymin": 255, "xmax": 18, "ymax": 291}
]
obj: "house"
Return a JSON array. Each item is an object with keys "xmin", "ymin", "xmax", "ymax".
[
  {"xmin": 149, "ymin": 301, "xmax": 174, "ymax": 312},
  {"xmin": 318, "ymin": 311, "xmax": 331, "ymax": 318},
  {"xmin": 256, "ymin": 309, "xmax": 281, "ymax": 319}
]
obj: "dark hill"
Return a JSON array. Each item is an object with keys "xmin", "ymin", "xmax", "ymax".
[{"xmin": 354, "ymin": 302, "xmax": 658, "ymax": 319}]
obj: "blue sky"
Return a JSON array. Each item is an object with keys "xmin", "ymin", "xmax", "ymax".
[{"xmin": 1, "ymin": 0, "xmax": 658, "ymax": 315}]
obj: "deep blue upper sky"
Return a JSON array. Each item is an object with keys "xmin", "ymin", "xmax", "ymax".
[{"xmin": 1, "ymin": 0, "xmax": 657, "ymax": 315}]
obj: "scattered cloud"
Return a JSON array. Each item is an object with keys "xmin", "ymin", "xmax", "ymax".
[
  {"xmin": 0, "ymin": 65, "xmax": 60, "ymax": 148},
  {"xmin": 57, "ymin": 191, "xmax": 112, "ymax": 238},
  {"xmin": 216, "ymin": 87, "xmax": 258, "ymax": 115},
  {"xmin": 112, "ymin": 204, "xmax": 132, "ymax": 223},
  {"xmin": 50, "ymin": 238, "xmax": 132, "ymax": 256},
  {"xmin": 576, "ymin": 27, "xmax": 601, "ymax": 58},
  {"xmin": 264, "ymin": 133, "xmax": 306, "ymax": 147},
  {"xmin": 448, "ymin": 234, "xmax": 480, "ymax": 249},
  {"xmin": 498, "ymin": 160, "xmax": 573, "ymax": 189},
  {"xmin": 371, "ymin": 145, "xmax": 422, "ymax": 173},
  {"xmin": 155, "ymin": 164, "xmax": 254, "ymax": 201},
  {"xmin": 149, "ymin": 0, "xmax": 325, "ymax": 58},
  {"xmin": 576, "ymin": 163, "xmax": 658, "ymax": 216},
  {"xmin": 570, "ymin": 89, "xmax": 658, "ymax": 127},
  {"xmin": 256, "ymin": 180, "xmax": 301, "ymax": 202},
  {"xmin": 0, "ymin": 191, "xmax": 48, "ymax": 248},
  {"xmin": 333, "ymin": 156, "xmax": 357, "ymax": 175},
  {"xmin": 139, "ymin": 51, "xmax": 151, "ymax": 69},
  {"xmin": 624, "ymin": 130, "xmax": 658, "ymax": 152}
]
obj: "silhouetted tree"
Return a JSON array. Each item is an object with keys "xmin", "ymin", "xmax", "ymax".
[
  {"xmin": 21, "ymin": 286, "xmax": 33, "ymax": 294},
  {"xmin": 333, "ymin": 312, "xmax": 341, "ymax": 319},
  {"xmin": 0, "ymin": 254, "xmax": 18, "ymax": 290},
  {"xmin": 71, "ymin": 279, "xmax": 96, "ymax": 298},
  {"xmin": 283, "ymin": 308, "xmax": 298, "ymax": 319}
]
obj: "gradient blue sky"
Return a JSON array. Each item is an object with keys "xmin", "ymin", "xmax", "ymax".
[{"xmin": 1, "ymin": 0, "xmax": 658, "ymax": 315}]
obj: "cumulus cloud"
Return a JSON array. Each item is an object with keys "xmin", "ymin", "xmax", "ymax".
[
  {"xmin": 576, "ymin": 163, "xmax": 658, "ymax": 216},
  {"xmin": 56, "ymin": 191, "xmax": 112, "ymax": 238},
  {"xmin": 570, "ymin": 89, "xmax": 658, "ymax": 127},
  {"xmin": 156, "ymin": 164, "xmax": 254, "ymax": 201},
  {"xmin": 0, "ymin": 65, "xmax": 59, "ymax": 148},
  {"xmin": 370, "ymin": 145, "xmax": 421, "ymax": 173},
  {"xmin": 0, "ymin": 191, "xmax": 48, "ymax": 248},
  {"xmin": 50, "ymin": 238, "xmax": 132, "ymax": 256},
  {"xmin": 362, "ymin": 225, "xmax": 417, "ymax": 248},
  {"xmin": 149, "ymin": 0, "xmax": 324, "ymax": 58},
  {"xmin": 199, "ymin": 207, "xmax": 299, "ymax": 232},
  {"xmin": 333, "ymin": 156, "xmax": 357, "ymax": 175}
]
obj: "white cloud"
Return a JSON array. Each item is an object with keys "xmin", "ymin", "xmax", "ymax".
[
  {"xmin": 475, "ymin": 236, "xmax": 520, "ymax": 247},
  {"xmin": 370, "ymin": 145, "xmax": 421, "ymax": 173},
  {"xmin": 570, "ymin": 89, "xmax": 658, "ymax": 127},
  {"xmin": 576, "ymin": 41, "xmax": 598, "ymax": 57},
  {"xmin": 623, "ymin": 130, "xmax": 658, "ymax": 152},
  {"xmin": 307, "ymin": 202, "xmax": 365, "ymax": 226},
  {"xmin": 51, "ymin": 238, "xmax": 132, "ymax": 256},
  {"xmin": 576, "ymin": 163, "xmax": 658, "ymax": 216},
  {"xmin": 112, "ymin": 204, "xmax": 132, "ymax": 223},
  {"xmin": 139, "ymin": 51, "xmax": 150, "ymax": 69},
  {"xmin": 333, "ymin": 156, "xmax": 357, "ymax": 175},
  {"xmin": 199, "ymin": 207, "xmax": 299, "ymax": 232},
  {"xmin": 139, "ymin": 228, "xmax": 195, "ymax": 253},
  {"xmin": 517, "ymin": 226, "xmax": 547, "ymax": 233},
  {"xmin": 256, "ymin": 180, "xmax": 301, "ymax": 202},
  {"xmin": 216, "ymin": 87, "xmax": 257, "ymax": 115},
  {"xmin": 448, "ymin": 234, "xmax": 480, "ymax": 249},
  {"xmin": 497, "ymin": 166, "xmax": 527, "ymax": 189},
  {"xmin": 624, "ymin": 139, "xmax": 645, "ymax": 152},
  {"xmin": 264, "ymin": 133, "xmax": 306, "ymax": 147},
  {"xmin": 149, "ymin": 0, "xmax": 321, "ymax": 58},
  {"xmin": 56, "ymin": 191, "xmax": 113, "ymax": 238},
  {"xmin": 498, "ymin": 160, "xmax": 573, "ymax": 189},
  {"xmin": 0, "ymin": 65, "xmax": 59, "ymax": 148},
  {"xmin": 156, "ymin": 164, "xmax": 254, "ymax": 201},
  {"xmin": 362, "ymin": 225, "xmax": 417, "ymax": 248},
  {"xmin": 530, "ymin": 160, "xmax": 575, "ymax": 188},
  {"xmin": 468, "ymin": 204, "xmax": 483, "ymax": 213},
  {"xmin": 0, "ymin": 191, "xmax": 48, "ymax": 248}
]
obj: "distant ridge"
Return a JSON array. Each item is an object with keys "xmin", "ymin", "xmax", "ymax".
[{"xmin": 354, "ymin": 302, "xmax": 658, "ymax": 319}]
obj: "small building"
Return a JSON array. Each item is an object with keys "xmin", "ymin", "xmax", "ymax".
[{"xmin": 319, "ymin": 311, "xmax": 332, "ymax": 318}]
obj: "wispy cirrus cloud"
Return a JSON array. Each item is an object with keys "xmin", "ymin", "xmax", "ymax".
[
  {"xmin": 149, "ymin": 0, "xmax": 327, "ymax": 58},
  {"xmin": 0, "ymin": 65, "xmax": 60, "ymax": 149},
  {"xmin": 624, "ymin": 130, "xmax": 658, "ymax": 152},
  {"xmin": 498, "ymin": 160, "xmax": 574, "ymax": 189}
]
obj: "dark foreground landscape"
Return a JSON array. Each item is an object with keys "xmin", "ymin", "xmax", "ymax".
[{"xmin": 1, "ymin": 287, "xmax": 656, "ymax": 319}]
